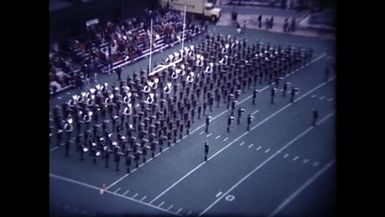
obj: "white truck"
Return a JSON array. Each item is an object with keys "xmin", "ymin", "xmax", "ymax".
[{"xmin": 160, "ymin": 0, "xmax": 222, "ymax": 22}]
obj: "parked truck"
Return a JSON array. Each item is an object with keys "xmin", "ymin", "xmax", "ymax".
[{"xmin": 160, "ymin": 0, "xmax": 222, "ymax": 22}]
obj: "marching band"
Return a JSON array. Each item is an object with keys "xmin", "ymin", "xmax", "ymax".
[{"xmin": 50, "ymin": 33, "xmax": 313, "ymax": 170}]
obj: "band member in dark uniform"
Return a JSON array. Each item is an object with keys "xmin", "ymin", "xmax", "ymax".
[
  {"xmin": 283, "ymin": 82, "xmax": 289, "ymax": 97},
  {"xmin": 204, "ymin": 142, "xmax": 209, "ymax": 161},
  {"xmin": 150, "ymin": 141, "xmax": 157, "ymax": 158},
  {"xmin": 252, "ymin": 89, "xmax": 259, "ymax": 105},
  {"xmin": 290, "ymin": 87, "xmax": 299, "ymax": 103},
  {"xmin": 134, "ymin": 151, "xmax": 140, "ymax": 168},
  {"xmin": 237, "ymin": 108, "xmax": 245, "ymax": 125},
  {"xmin": 125, "ymin": 154, "xmax": 132, "ymax": 173},
  {"xmin": 114, "ymin": 151, "xmax": 121, "ymax": 171},
  {"xmin": 104, "ymin": 148, "xmax": 110, "ymax": 168},
  {"xmin": 142, "ymin": 146, "xmax": 148, "ymax": 163},
  {"xmin": 186, "ymin": 119, "xmax": 191, "ymax": 135},
  {"xmin": 247, "ymin": 114, "xmax": 254, "ymax": 131},
  {"xmin": 227, "ymin": 115, "xmax": 234, "ymax": 133},
  {"xmin": 179, "ymin": 124, "xmax": 184, "ymax": 140},
  {"xmin": 271, "ymin": 86, "xmax": 276, "ymax": 104},
  {"xmin": 116, "ymin": 67, "xmax": 122, "ymax": 81},
  {"xmin": 64, "ymin": 140, "xmax": 72, "ymax": 157},
  {"xmin": 325, "ymin": 67, "xmax": 330, "ymax": 82},
  {"xmin": 205, "ymin": 115, "xmax": 211, "ymax": 133},
  {"xmin": 312, "ymin": 108, "xmax": 319, "ymax": 126},
  {"xmin": 56, "ymin": 125, "xmax": 63, "ymax": 146}
]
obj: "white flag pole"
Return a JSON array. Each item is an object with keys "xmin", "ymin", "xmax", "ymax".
[
  {"xmin": 181, "ymin": 3, "xmax": 187, "ymax": 51},
  {"xmin": 149, "ymin": 18, "xmax": 153, "ymax": 74}
]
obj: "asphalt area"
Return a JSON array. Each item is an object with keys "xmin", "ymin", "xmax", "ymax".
[{"xmin": 50, "ymin": 24, "xmax": 336, "ymax": 217}]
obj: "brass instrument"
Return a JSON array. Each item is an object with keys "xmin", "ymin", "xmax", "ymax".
[
  {"xmin": 196, "ymin": 54, "xmax": 204, "ymax": 67},
  {"xmin": 68, "ymin": 97, "xmax": 77, "ymax": 106},
  {"xmin": 171, "ymin": 70, "xmax": 178, "ymax": 80},
  {"xmin": 145, "ymin": 93, "xmax": 155, "ymax": 104},
  {"xmin": 64, "ymin": 122, "xmax": 73, "ymax": 132},
  {"xmin": 179, "ymin": 65, "xmax": 186, "ymax": 77},
  {"xmin": 86, "ymin": 97, "xmax": 93, "ymax": 106},
  {"xmin": 104, "ymin": 97, "xmax": 111, "ymax": 105},
  {"xmin": 174, "ymin": 51, "xmax": 180, "ymax": 60},
  {"xmin": 152, "ymin": 77, "xmax": 159, "ymax": 90},
  {"xmin": 83, "ymin": 111, "xmax": 93, "ymax": 122},
  {"xmin": 143, "ymin": 85, "xmax": 151, "ymax": 93},
  {"xmin": 83, "ymin": 114, "xmax": 91, "ymax": 122},
  {"xmin": 204, "ymin": 63, "xmax": 214, "ymax": 74},
  {"xmin": 219, "ymin": 55, "xmax": 228, "ymax": 65},
  {"xmin": 89, "ymin": 88, "xmax": 96, "ymax": 94},
  {"xmin": 95, "ymin": 84, "xmax": 102, "ymax": 91},
  {"xmin": 222, "ymin": 43, "xmax": 230, "ymax": 54},
  {"xmin": 123, "ymin": 95, "xmax": 130, "ymax": 104},
  {"xmin": 79, "ymin": 92, "xmax": 86, "ymax": 103},
  {"xmin": 186, "ymin": 72, "xmax": 194, "ymax": 83},
  {"xmin": 164, "ymin": 82, "xmax": 172, "ymax": 94}
]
